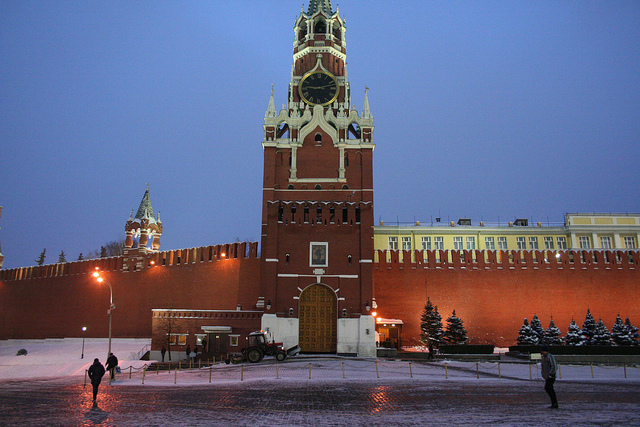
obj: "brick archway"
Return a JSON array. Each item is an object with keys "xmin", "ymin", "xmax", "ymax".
[{"xmin": 299, "ymin": 284, "xmax": 337, "ymax": 353}]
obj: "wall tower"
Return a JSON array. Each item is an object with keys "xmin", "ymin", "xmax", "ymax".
[
  {"xmin": 123, "ymin": 186, "xmax": 162, "ymax": 270},
  {"xmin": 260, "ymin": 0, "xmax": 376, "ymax": 356}
]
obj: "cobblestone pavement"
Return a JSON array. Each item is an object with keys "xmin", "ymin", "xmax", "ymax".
[{"xmin": 1, "ymin": 374, "xmax": 639, "ymax": 426}]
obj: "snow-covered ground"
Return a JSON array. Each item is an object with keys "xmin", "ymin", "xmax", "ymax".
[{"xmin": 1, "ymin": 339, "xmax": 639, "ymax": 426}]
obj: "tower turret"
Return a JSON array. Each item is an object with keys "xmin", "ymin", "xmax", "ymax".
[{"xmin": 124, "ymin": 186, "xmax": 163, "ymax": 268}]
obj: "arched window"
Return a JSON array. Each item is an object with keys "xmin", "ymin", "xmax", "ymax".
[
  {"xmin": 314, "ymin": 20, "xmax": 326, "ymax": 34},
  {"xmin": 344, "ymin": 153, "xmax": 349, "ymax": 167},
  {"xmin": 314, "ymin": 133, "xmax": 322, "ymax": 144},
  {"xmin": 315, "ymin": 184, "xmax": 322, "ymax": 190}
]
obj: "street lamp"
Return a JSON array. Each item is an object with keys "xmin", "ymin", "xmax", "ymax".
[
  {"xmin": 81, "ymin": 326, "xmax": 87, "ymax": 359},
  {"xmin": 92, "ymin": 271, "xmax": 115, "ymax": 359}
]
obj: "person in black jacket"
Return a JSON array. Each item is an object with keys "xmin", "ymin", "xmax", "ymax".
[
  {"xmin": 105, "ymin": 353, "xmax": 118, "ymax": 382},
  {"xmin": 87, "ymin": 358, "xmax": 106, "ymax": 401}
]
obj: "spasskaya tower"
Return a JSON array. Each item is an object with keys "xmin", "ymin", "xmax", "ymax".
[{"xmin": 259, "ymin": 0, "xmax": 376, "ymax": 356}]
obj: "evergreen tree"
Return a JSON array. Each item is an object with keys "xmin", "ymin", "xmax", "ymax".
[
  {"xmin": 77, "ymin": 253, "xmax": 84, "ymax": 261},
  {"xmin": 592, "ymin": 319, "xmax": 612, "ymax": 346},
  {"xmin": 580, "ymin": 309, "xmax": 597, "ymax": 345},
  {"xmin": 625, "ymin": 317, "xmax": 640, "ymax": 345},
  {"xmin": 543, "ymin": 318, "xmax": 563, "ymax": 346},
  {"xmin": 564, "ymin": 319, "xmax": 582, "ymax": 346},
  {"xmin": 517, "ymin": 318, "xmax": 538, "ymax": 345},
  {"xmin": 58, "ymin": 250, "xmax": 67, "ymax": 263},
  {"xmin": 611, "ymin": 315, "xmax": 630, "ymax": 346},
  {"xmin": 35, "ymin": 248, "xmax": 46, "ymax": 266},
  {"xmin": 530, "ymin": 314, "xmax": 545, "ymax": 344},
  {"xmin": 443, "ymin": 310, "xmax": 468, "ymax": 345},
  {"xmin": 420, "ymin": 298, "xmax": 443, "ymax": 356}
]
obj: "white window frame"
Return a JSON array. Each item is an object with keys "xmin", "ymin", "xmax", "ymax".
[
  {"xmin": 422, "ymin": 236, "xmax": 431, "ymax": 250},
  {"xmin": 453, "ymin": 236, "xmax": 463, "ymax": 250},
  {"xmin": 600, "ymin": 236, "xmax": 612, "ymax": 249},
  {"xmin": 543, "ymin": 237, "xmax": 554, "ymax": 250},
  {"xmin": 388, "ymin": 237, "xmax": 398, "ymax": 251},
  {"xmin": 557, "ymin": 237, "xmax": 567, "ymax": 250},
  {"xmin": 466, "ymin": 236, "xmax": 476, "ymax": 250},
  {"xmin": 401, "ymin": 236, "xmax": 412, "ymax": 251},
  {"xmin": 230, "ymin": 335, "xmax": 240, "ymax": 347},
  {"xmin": 624, "ymin": 236, "xmax": 637, "ymax": 249},
  {"xmin": 516, "ymin": 237, "xmax": 526, "ymax": 250},
  {"xmin": 169, "ymin": 334, "xmax": 187, "ymax": 346},
  {"xmin": 434, "ymin": 237, "xmax": 444, "ymax": 251},
  {"xmin": 579, "ymin": 236, "xmax": 591, "ymax": 249},
  {"xmin": 528, "ymin": 237, "xmax": 539, "ymax": 250},
  {"xmin": 485, "ymin": 237, "xmax": 495, "ymax": 250},
  {"xmin": 497, "ymin": 237, "xmax": 508, "ymax": 250}
]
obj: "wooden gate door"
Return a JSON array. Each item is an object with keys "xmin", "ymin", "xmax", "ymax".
[{"xmin": 299, "ymin": 284, "xmax": 337, "ymax": 352}]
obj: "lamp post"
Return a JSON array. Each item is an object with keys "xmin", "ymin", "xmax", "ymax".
[
  {"xmin": 81, "ymin": 326, "xmax": 87, "ymax": 359},
  {"xmin": 92, "ymin": 271, "xmax": 115, "ymax": 359}
]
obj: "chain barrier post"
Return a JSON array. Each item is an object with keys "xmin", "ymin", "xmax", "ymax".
[
  {"xmin": 129, "ymin": 366, "xmax": 132, "ymax": 379},
  {"xmin": 308, "ymin": 363, "xmax": 311, "ymax": 380},
  {"xmin": 342, "ymin": 362, "xmax": 345, "ymax": 379},
  {"xmin": 445, "ymin": 362, "xmax": 448, "ymax": 379},
  {"xmin": 476, "ymin": 363, "xmax": 479, "ymax": 379},
  {"xmin": 558, "ymin": 364, "xmax": 561, "ymax": 379},
  {"xmin": 174, "ymin": 367, "xmax": 177, "ymax": 384},
  {"xmin": 375, "ymin": 361, "xmax": 379, "ymax": 378},
  {"xmin": 529, "ymin": 363, "xmax": 532, "ymax": 380},
  {"xmin": 199, "ymin": 359, "xmax": 201, "ymax": 369},
  {"xmin": 179, "ymin": 361, "xmax": 181, "ymax": 371},
  {"xmin": 209, "ymin": 365, "xmax": 212, "ymax": 383},
  {"xmin": 624, "ymin": 364, "xmax": 627, "ymax": 379},
  {"xmin": 276, "ymin": 362, "xmax": 280, "ymax": 379},
  {"xmin": 142, "ymin": 364, "xmax": 146, "ymax": 384},
  {"xmin": 498, "ymin": 362, "xmax": 501, "ymax": 379},
  {"xmin": 409, "ymin": 362, "xmax": 413, "ymax": 378},
  {"xmin": 157, "ymin": 362, "xmax": 159, "ymax": 375},
  {"xmin": 84, "ymin": 369, "xmax": 87, "ymax": 388},
  {"xmin": 241, "ymin": 365, "xmax": 244, "ymax": 381},
  {"xmin": 591, "ymin": 362, "xmax": 594, "ymax": 379}
]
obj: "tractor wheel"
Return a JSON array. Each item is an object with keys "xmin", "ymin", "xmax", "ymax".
[
  {"xmin": 247, "ymin": 348, "xmax": 263, "ymax": 363},
  {"xmin": 276, "ymin": 351, "xmax": 286, "ymax": 362}
]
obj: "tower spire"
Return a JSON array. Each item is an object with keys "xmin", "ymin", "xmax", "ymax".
[
  {"xmin": 308, "ymin": 0, "xmax": 332, "ymax": 15},
  {"xmin": 362, "ymin": 86, "xmax": 372, "ymax": 119},
  {"xmin": 266, "ymin": 84, "xmax": 277, "ymax": 118}
]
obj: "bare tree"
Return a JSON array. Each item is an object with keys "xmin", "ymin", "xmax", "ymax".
[
  {"xmin": 85, "ymin": 239, "xmax": 125, "ymax": 259},
  {"xmin": 153, "ymin": 311, "xmax": 181, "ymax": 362}
]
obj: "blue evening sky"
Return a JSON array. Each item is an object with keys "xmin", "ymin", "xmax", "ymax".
[{"xmin": 1, "ymin": 1, "xmax": 639, "ymax": 268}]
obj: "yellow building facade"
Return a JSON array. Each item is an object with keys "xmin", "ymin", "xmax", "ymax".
[{"xmin": 374, "ymin": 213, "xmax": 640, "ymax": 255}]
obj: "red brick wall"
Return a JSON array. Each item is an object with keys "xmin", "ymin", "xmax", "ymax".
[{"xmin": 374, "ymin": 250, "xmax": 640, "ymax": 347}]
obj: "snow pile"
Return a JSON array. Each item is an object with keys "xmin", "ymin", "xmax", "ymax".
[{"xmin": 0, "ymin": 338, "xmax": 150, "ymax": 379}]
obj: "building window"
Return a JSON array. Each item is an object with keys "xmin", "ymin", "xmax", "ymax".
[
  {"xmin": 466, "ymin": 237, "xmax": 475, "ymax": 250},
  {"xmin": 544, "ymin": 237, "xmax": 554, "ymax": 250},
  {"xmin": 497, "ymin": 237, "xmax": 508, "ymax": 250},
  {"xmin": 624, "ymin": 236, "xmax": 637, "ymax": 249},
  {"xmin": 516, "ymin": 237, "xmax": 526, "ymax": 250},
  {"xmin": 453, "ymin": 237, "xmax": 463, "ymax": 250},
  {"xmin": 529, "ymin": 237, "xmax": 539, "ymax": 250},
  {"xmin": 485, "ymin": 237, "xmax": 495, "ymax": 250},
  {"xmin": 388, "ymin": 237, "xmax": 398, "ymax": 251},
  {"xmin": 557, "ymin": 237, "xmax": 567, "ymax": 250},
  {"xmin": 579, "ymin": 236, "xmax": 591, "ymax": 249},
  {"xmin": 230, "ymin": 335, "xmax": 239, "ymax": 347},
  {"xmin": 401, "ymin": 237, "xmax": 412, "ymax": 251},
  {"xmin": 600, "ymin": 236, "xmax": 612, "ymax": 249},
  {"xmin": 422, "ymin": 237, "xmax": 431, "ymax": 250},
  {"xmin": 169, "ymin": 334, "xmax": 187, "ymax": 346},
  {"xmin": 434, "ymin": 237, "xmax": 444, "ymax": 251}
]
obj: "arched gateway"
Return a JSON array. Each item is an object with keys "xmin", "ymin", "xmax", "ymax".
[{"xmin": 299, "ymin": 284, "xmax": 337, "ymax": 352}]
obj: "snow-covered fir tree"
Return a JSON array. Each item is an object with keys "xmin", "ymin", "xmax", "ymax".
[
  {"xmin": 420, "ymin": 298, "xmax": 443, "ymax": 355},
  {"xmin": 530, "ymin": 314, "xmax": 545, "ymax": 344},
  {"xmin": 443, "ymin": 310, "xmax": 468, "ymax": 345},
  {"xmin": 543, "ymin": 318, "xmax": 563, "ymax": 346},
  {"xmin": 580, "ymin": 309, "xmax": 597, "ymax": 345},
  {"xmin": 592, "ymin": 319, "xmax": 612, "ymax": 346},
  {"xmin": 517, "ymin": 318, "xmax": 538, "ymax": 345},
  {"xmin": 564, "ymin": 319, "xmax": 582, "ymax": 346},
  {"xmin": 625, "ymin": 317, "xmax": 640, "ymax": 345},
  {"xmin": 611, "ymin": 315, "xmax": 632, "ymax": 346}
]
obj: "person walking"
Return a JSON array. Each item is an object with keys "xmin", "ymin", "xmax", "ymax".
[
  {"xmin": 540, "ymin": 346, "xmax": 559, "ymax": 409},
  {"xmin": 185, "ymin": 344, "xmax": 191, "ymax": 361},
  {"xmin": 87, "ymin": 358, "xmax": 106, "ymax": 402},
  {"xmin": 161, "ymin": 346, "xmax": 166, "ymax": 362},
  {"xmin": 105, "ymin": 353, "xmax": 118, "ymax": 383}
]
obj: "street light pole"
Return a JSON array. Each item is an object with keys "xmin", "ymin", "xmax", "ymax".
[
  {"xmin": 81, "ymin": 326, "xmax": 87, "ymax": 359},
  {"xmin": 93, "ymin": 271, "xmax": 115, "ymax": 360}
]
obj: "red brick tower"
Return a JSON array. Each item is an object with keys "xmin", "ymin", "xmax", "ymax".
[{"xmin": 260, "ymin": 0, "xmax": 376, "ymax": 356}]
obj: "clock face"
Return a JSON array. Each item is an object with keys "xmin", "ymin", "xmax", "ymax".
[{"xmin": 299, "ymin": 71, "xmax": 339, "ymax": 106}]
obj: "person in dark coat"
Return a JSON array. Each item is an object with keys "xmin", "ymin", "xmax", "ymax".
[
  {"xmin": 186, "ymin": 345, "xmax": 191, "ymax": 360},
  {"xmin": 87, "ymin": 358, "xmax": 106, "ymax": 401},
  {"xmin": 105, "ymin": 353, "xmax": 118, "ymax": 382},
  {"xmin": 161, "ymin": 346, "xmax": 166, "ymax": 362},
  {"xmin": 541, "ymin": 346, "xmax": 559, "ymax": 408}
]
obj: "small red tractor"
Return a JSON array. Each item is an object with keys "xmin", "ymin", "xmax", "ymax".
[{"xmin": 241, "ymin": 331, "xmax": 300, "ymax": 363}]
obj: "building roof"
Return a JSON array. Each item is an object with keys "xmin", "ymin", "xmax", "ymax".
[{"xmin": 134, "ymin": 186, "xmax": 156, "ymax": 224}]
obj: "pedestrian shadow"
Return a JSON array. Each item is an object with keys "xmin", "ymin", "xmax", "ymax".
[{"xmin": 85, "ymin": 402, "xmax": 108, "ymax": 424}]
